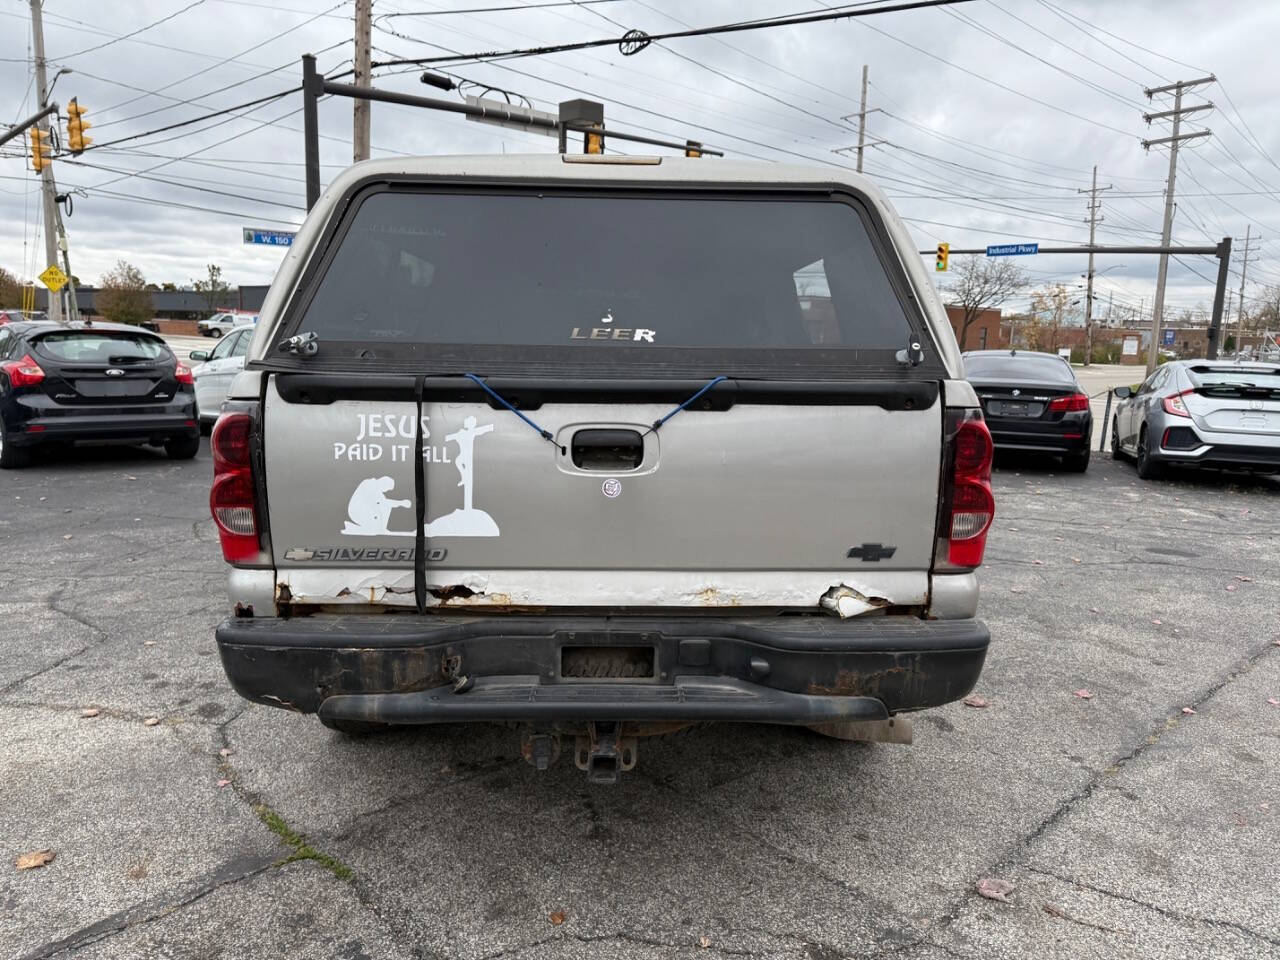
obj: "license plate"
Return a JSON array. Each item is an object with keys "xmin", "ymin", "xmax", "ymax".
[{"xmin": 999, "ymin": 400, "xmax": 1029, "ymax": 416}]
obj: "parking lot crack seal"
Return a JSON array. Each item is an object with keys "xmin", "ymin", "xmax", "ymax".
[
  {"xmin": 16, "ymin": 853, "xmax": 278, "ymax": 960},
  {"xmin": 1026, "ymin": 866, "xmax": 1280, "ymax": 947}
]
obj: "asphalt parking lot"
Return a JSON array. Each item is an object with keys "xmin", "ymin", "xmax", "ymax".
[{"xmin": 2, "ymin": 438, "xmax": 1277, "ymax": 960}]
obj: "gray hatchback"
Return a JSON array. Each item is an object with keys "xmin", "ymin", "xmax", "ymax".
[{"xmin": 1111, "ymin": 360, "xmax": 1280, "ymax": 479}]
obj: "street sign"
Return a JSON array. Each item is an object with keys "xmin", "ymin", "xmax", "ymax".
[
  {"xmin": 38, "ymin": 264, "xmax": 68, "ymax": 292},
  {"xmin": 986, "ymin": 243, "xmax": 1039, "ymax": 257},
  {"xmin": 1163, "ymin": 328, "xmax": 1175, "ymax": 346},
  {"xmin": 242, "ymin": 228, "xmax": 295, "ymax": 246}
]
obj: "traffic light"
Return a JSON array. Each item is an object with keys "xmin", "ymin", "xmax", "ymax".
[
  {"xmin": 29, "ymin": 127, "xmax": 51, "ymax": 173},
  {"xmin": 935, "ymin": 242, "xmax": 950, "ymax": 272},
  {"xmin": 685, "ymin": 140, "xmax": 702, "ymax": 158},
  {"xmin": 584, "ymin": 127, "xmax": 604, "ymax": 154},
  {"xmin": 66, "ymin": 99, "xmax": 91, "ymax": 154}
]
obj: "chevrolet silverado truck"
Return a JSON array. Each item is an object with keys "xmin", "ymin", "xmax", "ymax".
[{"xmin": 210, "ymin": 154, "xmax": 994, "ymax": 783}]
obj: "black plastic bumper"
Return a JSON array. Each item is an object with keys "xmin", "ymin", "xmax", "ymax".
[{"xmin": 216, "ymin": 614, "xmax": 990, "ymax": 726}]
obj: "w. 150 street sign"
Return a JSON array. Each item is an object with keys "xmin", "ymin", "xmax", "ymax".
[{"xmin": 243, "ymin": 228, "xmax": 295, "ymax": 246}]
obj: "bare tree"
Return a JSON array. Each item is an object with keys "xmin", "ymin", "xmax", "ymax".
[
  {"xmin": 97, "ymin": 260, "xmax": 152, "ymax": 326},
  {"xmin": 944, "ymin": 256, "xmax": 1029, "ymax": 350},
  {"xmin": 0, "ymin": 265, "xmax": 20, "ymax": 309},
  {"xmin": 1028, "ymin": 284, "xmax": 1081, "ymax": 353},
  {"xmin": 192, "ymin": 263, "xmax": 230, "ymax": 317}
]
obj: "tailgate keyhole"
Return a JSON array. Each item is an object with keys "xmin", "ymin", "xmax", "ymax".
[{"xmin": 571, "ymin": 429, "xmax": 644, "ymax": 471}]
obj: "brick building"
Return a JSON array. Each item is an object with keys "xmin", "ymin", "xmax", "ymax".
[{"xmin": 945, "ymin": 305, "xmax": 1006, "ymax": 351}]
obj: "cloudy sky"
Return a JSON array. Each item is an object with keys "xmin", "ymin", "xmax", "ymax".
[{"xmin": 3, "ymin": 0, "xmax": 1279, "ymax": 323}]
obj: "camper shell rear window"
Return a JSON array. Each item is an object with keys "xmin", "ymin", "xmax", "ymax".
[{"xmin": 272, "ymin": 183, "xmax": 940, "ymax": 379}]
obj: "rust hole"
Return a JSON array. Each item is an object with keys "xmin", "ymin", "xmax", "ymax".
[{"xmin": 428, "ymin": 584, "xmax": 478, "ymax": 602}]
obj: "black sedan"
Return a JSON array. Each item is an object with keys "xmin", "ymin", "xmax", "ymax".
[
  {"xmin": 963, "ymin": 349, "xmax": 1093, "ymax": 472},
  {"xmin": 0, "ymin": 321, "xmax": 199, "ymax": 468}
]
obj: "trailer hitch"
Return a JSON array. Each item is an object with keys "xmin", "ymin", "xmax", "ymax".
[{"xmin": 575, "ymin": 721, "xmax": 637, "ymax": 784}]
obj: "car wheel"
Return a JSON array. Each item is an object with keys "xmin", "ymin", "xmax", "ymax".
[
  {"xmin": 0, "ymin": 418, "xmax": 31, "ymax": 469},
  {"xmin": 1110, "ymin": 418, "xmax": 1125, "ymax": 460},
  {"xmin": 1135, "ymin": 426, "xmax": 1164, "ymax": 480},
  {"xmin": 209, "ymin": 328, "xmax": 223, "ymax": 339},
  {"xmin": 1063, "ymin": 448, "xmax": 1090, "ymax": 472},
  {"xmin": 165, "ymin": 433, "xmax": 201, "ymax": 460}
]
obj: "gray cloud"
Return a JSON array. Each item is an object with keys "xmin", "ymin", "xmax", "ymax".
[{"xmin": 2, "ymin": 0, "xmax": 1278, "ymax": 322}]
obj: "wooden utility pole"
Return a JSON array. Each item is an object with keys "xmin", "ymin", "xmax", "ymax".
[
  {"xmin": 29, "ymin": 0, "xmax": 63, "ymax": 322},
  {"xmin": 1078, "ymin": 164, "xmax": 1111, "ymax": 366},
  {"xmin": 855, "ymin": 64, "xmax": 869, "ymax": 173},
  {"xmin": 1142, "ymin": 76, "xmax": 1214, "ymax": 371},
  {"xmin": 353, "ymin": 0, "xmax": 372, "ymax": 162}
]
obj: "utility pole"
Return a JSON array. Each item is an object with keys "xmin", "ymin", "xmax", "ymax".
[
  {"xmin": 1078, "ymin": 164, "xmax": 1112, "ymax": 366},
  {"xmin": 856, "ymin": 64, "xmax": 869, "ymax": 173},
  {"xmin": 1234, "ymin": 225, "xmax": 1260, "ymax": 353},
  {"xmin": 1142, "ymin": 76, "xmax": 1214, "ymax": 371},
  {"xmin": 30, "ymin": 0, "xmax": 63, "ymax": 323},
  {"xmin": 353, "ymin": 0, "xmax": 372, "ymax": 162}
]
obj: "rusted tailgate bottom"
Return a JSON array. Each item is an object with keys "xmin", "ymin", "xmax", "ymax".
[{"xmin": 215, "ymin": 615, "xmax": 989, "ymax": 724}]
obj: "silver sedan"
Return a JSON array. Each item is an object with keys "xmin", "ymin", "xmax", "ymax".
[{"xmin": 1111, "ymin": 359, "xmax": 1280, "ymax": 479}]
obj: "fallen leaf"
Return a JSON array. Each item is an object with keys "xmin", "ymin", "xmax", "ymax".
[
  {"xmin": 219, "ymin": 748, "xmax": 232, "ymax": 758},
  {"xmin": 549, "ymin": 909, "xmax": 568, "ymax": 926},
  {"xmin": 62, "ymin": 534, "xmax": 72, "ymax": 540},
  {"xmin": 1235, "ymin": 576, "xmax": 1254, "ymax": 582},
  {"xmin": 698, "ymin": 936, "xmax": 712, "ymax": 949},
  {"xmin": 1043, "ymin": 903, "xmax": 1068, "ymax": 919},
  {"xmin": 16, "ymin": 850, "xmax": 55, "ymax": 870},
  {"xmin": 1259, "ymin": 802, "xmax": 1270, "ymax": 812},
  {"xmin": 1071, "ymin": 557, "xmax": 1082, "ymax": 564},
  {"xmin": 1225, "ymin": 584, "xmax": 1238, "ymax": 592},
  {"xmin": 1152, "ymin": 619, "xmax": 1163, "ymax": 625},
  {"xmin": 1010, "ymin": 587, "xmax": 1024, "ymax": 593},
  {"xmin": 1032, "ymin": 559, "xmax": 1044, "ymax": 565},
  {"xmin": 143, "ymin": 716, "xmax": 160, "ymax": 727},
  {"xmin": 143, "ymin": 640, "xmax": 156, "ymax": 646},
  {"xmin": 125, "ymin": 475, "xmax": 137, "ymax": 481},
  {"xmin": 976, "ymin": 877, "xmax": 1014, "ymax": 902},
  {"xmin": 216, "ymin": 779, "xmax": 231, "ymax": 788},
  {"xmin": 39, "ymin": 496, "xmax": 46, "ymax": 501},
  {"xmin": 1267, "ymin": 698, "xmax": 1279, "ymax": 707},
  {"xmin": 1089, "ymin": 607, "xmax": 1100, "ymax": 614},
  {"xmin": 963, "ymin": 694, "xmax": 990, "ymax": 708},
  {"xmin": 1273, "ymin": 639, "xmax": 1280, "ymax": 647},
  {"xmin": 1181, "ymin": 707, "xmax": 1196, "ymax": 715},
  {"xmin": 80, "ymin": 707, "xmax": 100, "ymax": 718},
  {"xmin": 1073, "ymin": 689, "xmax": 1094, "ymax": 700}
]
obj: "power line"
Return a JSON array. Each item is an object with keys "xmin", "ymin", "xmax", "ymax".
[
  {"xmin": 54, "ymin": 0, "xmax": 209, "ymax": 61},
  {"xmin": 381, "ymin": 0, "xmax": 625, "ymax": 16},
  {"xmin": 78, "ymin": 87, "xmax": 300, "ymax": 153},
  {"xmin": 370, "ymin": 0, "xmax": 979, "ymax": 68}
]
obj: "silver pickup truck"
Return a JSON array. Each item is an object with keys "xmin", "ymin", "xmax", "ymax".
[{"xmin": 210, "ymin": 154, "xmax": 993, "ymax": 782}]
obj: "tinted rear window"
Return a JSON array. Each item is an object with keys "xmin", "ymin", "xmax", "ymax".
[
  {"xmin": 1189, "ymin": 367, "xmax": 1280, "ymax": 390},
  {"xmin": 298, "ymin": 191, "xmax": 914, "ymax": 352},
  {"xmin": 964, "ymin": 354, "xmax": 1075, "ymax": 384},
  {"xmin": 33, "ymin": 331, "xmax": 169, "ymax": 363}
]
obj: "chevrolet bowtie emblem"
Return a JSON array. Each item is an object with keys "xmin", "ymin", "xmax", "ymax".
[{"xmin": 847, "ymin": 543, "xmax": 897, "ymax": 562}]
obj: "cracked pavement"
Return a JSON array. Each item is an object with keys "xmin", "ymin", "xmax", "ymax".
[{"xmin": 1, "ymin": 439, "xmax": 1277, "ymax": 959}]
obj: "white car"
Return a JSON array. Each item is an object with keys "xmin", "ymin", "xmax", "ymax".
[
  {"xmin": 189, "ymin": 325, "xmax": 252, "ymax": 426},
  {"xmin": 198, "ymin": 311, "xmax": 257, "ymax": 338}
]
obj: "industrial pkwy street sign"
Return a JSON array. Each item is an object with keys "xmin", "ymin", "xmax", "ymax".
[
  {"xmin": 986, "ymin": 243, "xmax": 1039, "ymax": 257},
  {"xmin": 242, "ymin": 228, "xmax": 296, "ymax": 246},
  {"xmin": 38, "ymin": 264, "xmax": 68, "ymax": 291}
]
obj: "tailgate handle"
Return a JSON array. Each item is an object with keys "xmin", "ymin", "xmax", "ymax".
[{"xmin": 571, "ymin": 429, "xmax": 643, "ymax": 471}]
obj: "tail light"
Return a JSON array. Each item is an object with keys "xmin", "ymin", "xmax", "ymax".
[
  {"xmin": 174, "ymin": 362, "xmax": 194, "ymax": 385},
  {"xmin": 1048, "ymin": 393, "xmax": 1089, "ymax": 412},
  {"xmin": 209, "ymin": 407, "xmax": 269, "ymax": 565},
  {"xmin": 935, "ymin": 409, "xmax": 995, "ymax": 571},
  {"xmin": 1162, "ymin": 389, "xmax": 1193, "ymax": 418},
  {"xmin": 2, "ymin": 353, "xmax": 45, "ymax": 387}
]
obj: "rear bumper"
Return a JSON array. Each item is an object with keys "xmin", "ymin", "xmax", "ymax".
[
  {"xmin": 1158, "ymin": 441, "xmax": 1280, "ymax": 470},
  {"xmin": 215, "ymin": 614, "xmax": 990, "ymax": 725},
  {"xmin": 8, "ymin": 412, "xmax": 198, "ymax": 445},
  {"xmin": 987, "ymin": 415, "xmax": 1091, "ymax": 454}
]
